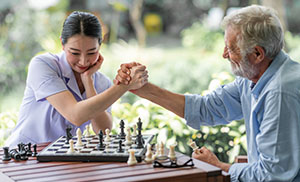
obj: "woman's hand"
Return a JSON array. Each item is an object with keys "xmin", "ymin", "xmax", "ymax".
[
  {"xmin": 113, "ymin": 62, "xmax": 141, "ymax": 85},
  {"xmin": 81, "ymin": 53, "xmax": 104, "ymax": 86}
]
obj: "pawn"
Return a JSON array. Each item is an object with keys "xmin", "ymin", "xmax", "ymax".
[
  {"xmin": 124, "ymin": 134, "xmax": 133, "ymax": 146},
  {"xmin": 84, "ymin": 124, "xmax": 91, "ymax": 137},
  {"xmin": 32, "ymin": 144, "xmax": 37, "ymax": 157},
  {"xmin": 132, "ymin": 124, "xmax": 137, "ymax": 137},
  {"xmin": 188, "ymin": 139, "xmax": 198, "ymax": 151},
  {"xmin": 158, "ymin": 141, "xmax": 165, "ymax": 157},
  {"xmin": 26, "ymin": 143, "xmax": 33, "ymax": 156},
  {"xmin": 2, "ymin": 147, "xmax": 11, "ymax": 161},
  {"xmin": 144, "ymin": 144, "xmax": 153, "ymax": 163},
  {"xmin": 67, "ymin": 140, "xmax": 75, "ymax": 154},
  {"xmin": 152, "ymin": 143, "xmax": 159, "ymax": 160},
  {"xmin": 75, "ymin": 128, "xmax": 83, "ymax": 147},
  {"xmin": 104, "ymin": 128, "xmax": 111, "ymax": 142},
  {"xmin": 168, "ymin": 143, "xmax": 177, "ymax": 160},
  {"xmin": 127, "ymin": 149, "xmax": 137, "ymax": 166}
]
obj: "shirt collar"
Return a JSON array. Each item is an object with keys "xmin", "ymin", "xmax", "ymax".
[
  {"xmin": 251, "ymin": 50, "xmax": 287, "ymax": 99},
  {"xmin": 59, "ymin": 51, "xmax": 83, "ymax": 99}
]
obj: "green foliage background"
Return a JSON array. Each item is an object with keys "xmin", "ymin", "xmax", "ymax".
[{"xmin": 1, "ymin": 2, "xmax": 300, "ymax": 164}]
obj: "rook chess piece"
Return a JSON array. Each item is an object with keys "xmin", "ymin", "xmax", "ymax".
[
  {"xmin": 2, "ymin": 147, "xmax": 11, "ymax": 161},
  {"xmin": 75, "ymin": 128, "xmax": 83, "ymax": 147},
  {"xmin": 144, "ymin": 144, "xmax": 153, "ymax": 163},
  {"xmin": 127, "ymin": 149, "xmax": 137, "ymax": 166}
]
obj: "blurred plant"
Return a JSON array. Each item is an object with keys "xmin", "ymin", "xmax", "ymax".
[
  {"xmin": 0, "ymin": 111, "xmax": 18, "ymax": 147},
  {"xmin": 285, "ymin": 31, "xmax": 300, "ymax": 62}
]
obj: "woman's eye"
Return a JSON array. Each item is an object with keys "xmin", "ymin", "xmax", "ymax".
[
  {"xmin": 87, "ymin": 52, "xmax": 96, "ymax": 55},
  {"xmin": 71, "ymin": 52, "xmax": 80, "ymax": 55}
]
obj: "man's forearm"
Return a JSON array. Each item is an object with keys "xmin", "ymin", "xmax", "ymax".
[{"xmin": 133, "ymin": 83, "xmax": 185, "ymax": 118}]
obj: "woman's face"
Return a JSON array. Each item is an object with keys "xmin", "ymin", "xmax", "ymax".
[{"xmin": 63, "ymin": 34, "xmax": 100, "ymax": 73}]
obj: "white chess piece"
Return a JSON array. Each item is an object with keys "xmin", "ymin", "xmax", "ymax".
[
  {"xmin": 188, "ymin": 139, "xmax": 198, "ymax": 151},
  {"xmin": 152, "ymin": 143, "xmax": 159, "ymax": 160},
  {"xmin": 144, "ymin": 144, "xmax": 153, "ymax": 163},
  {"xmin": 125, "ymin": 127, "xmax": 132, "ymax": 145},
  {"xmin": 67, "ymin": 140, "xmax": 75, "ymax": 154},
  {"xmin": 168, "ymin": 143, "xmax": 177, "ymax": 160},
  {"xmin": 84, "ymin": 124, "xmax": 91, "ymax": 137},
  {"xmin": 158, "ymin": 141, "xmax": 164, "ymax": 157},
  {"xmin": 75, "ymin": 128, "xmax": 83, "ymax": 147},
  {"xmin": 132, "ymin": 124, "xmax": 137, "ymax": 137},
  {"xmin": 104, "ymin": 128, "xmax": 111, "ymax": 142},
  {"xmin": 127, "ymin": 149, "xmax": 137, "ymax": 166}
]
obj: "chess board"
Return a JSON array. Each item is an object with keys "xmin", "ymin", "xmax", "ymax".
[{"xmin": 37, "ymin": 134, "xmax": 154, "ymax": 162}]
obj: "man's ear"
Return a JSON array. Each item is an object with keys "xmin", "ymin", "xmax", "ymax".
[{"xmin": 253, "ymin": 46, "xmax": 265, "ymax": 64}]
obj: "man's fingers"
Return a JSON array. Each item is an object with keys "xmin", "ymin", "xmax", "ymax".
[{"xmin": 118, "ymin": 69, "xmax": 131, "ymax": 81}]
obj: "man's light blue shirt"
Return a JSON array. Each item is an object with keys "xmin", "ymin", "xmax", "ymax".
[
  {"xmin": 6, "ymin": 51, "xmax": 112, "ymax": 147},
  {"xmin": 184, "ymin": 51, "xmax": 300, "ymax": 181}
]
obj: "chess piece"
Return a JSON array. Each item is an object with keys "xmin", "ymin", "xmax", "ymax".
[
  {"xmin": 2, "ymin": 147, "xmax": 11, "ymax": 161},
  {"xmin": 84, "ymin": 124, "xmax": 91, "ymax": 137},
  {"xmin": 118, "ymin": 140, "xmax": 124, "ymax": 153},
  {"xmin": 119, "ymin": 120, "xmax": 126, "ymax": 138},
  {"xmin": 125, "ymin": 127, "xmax": 132, "ymax": 145},
  {"xmin": 66, "ymin": 125, "xmax": 73, "ymax": 144},
  {"xmin": 168, "ymin": 143, "xmax": 177, "ymax": 160},
  {"xmin": 132, "ymin": 124, "xmax": 137, "ymax": 137},
  {"xmin": 32, "ymin": 144, "xmax": 37, "ymax": 157},
  {"xmin": 188, "ymin": 139, "xmax": 198, "ymax": 151},
  {"xmin": 67, "ymin": 140, "xmax": 75, "ymax": 154},
  {"xmin": 152, "ymin": 143, "xmax": 159, "ymax": 160},
  {"xmin": 127, "ymin": 149, "xmax": 137, "ymax": 166},
  {"xmin": 26, "ymin": 143, "xmax": 33, "ymax": 156},
  {"xmin": 104, "ymin": 128, "xmax": 111, "ymax": 142},
  {"xmin": 144, "ymin": 144, "xmax": 153, "ymax": 163},
  {"xmin": 9, "ymin": 149, "xmax": 21, "ymax": 160},
  {"xmin": 97, "ymin": 130, "xmax": 105, "ymax": 150},
  {"xmin": 158, "ymin": 141, "xmax": 165, "ymax": 157},
  {"xmin": 75, "ymin": 128, "xmax": 83, "ymax": 147},
  {"xmin": 18, "ymin": 143, "xmax": 28, "ymax": 160}
]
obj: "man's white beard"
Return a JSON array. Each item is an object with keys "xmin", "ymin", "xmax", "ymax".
[{"xmin": 230, "ymin": 55, "xmax": 259, "ymax": 80}]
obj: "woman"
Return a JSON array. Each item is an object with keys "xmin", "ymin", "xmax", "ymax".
[{"xmin": 6, "ymin": 11, "xmax": 148, "ymax": 147}]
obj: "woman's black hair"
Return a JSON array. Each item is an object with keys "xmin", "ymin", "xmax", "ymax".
[{"xmin": 61, "ymin": 11, "xmax": 102, "ymax": 45}]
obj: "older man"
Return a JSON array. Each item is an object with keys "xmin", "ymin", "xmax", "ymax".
[{"xmin": 115, "ymin": 5, "xmax": 300, "ymax": 181}]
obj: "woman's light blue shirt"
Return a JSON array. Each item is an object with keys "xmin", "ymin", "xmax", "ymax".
[
  {"xmin": 6, "ymin": 51, "xmax": 112, "ymax": 147},
  {"xmin": 184, "ymin": 51, "xmax": 300, "ymax": 181}
]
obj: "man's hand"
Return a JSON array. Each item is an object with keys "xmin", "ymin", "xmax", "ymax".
[
  {"xmin": 113, "ymin": 62, "xmax": 141, "ymax": 85},
  {"xmin": 192, "ymin": 146, "xmax": 231, "ymax": 172}
]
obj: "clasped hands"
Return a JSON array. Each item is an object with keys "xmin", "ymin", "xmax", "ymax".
[{"xmin": 114, "ymin": 62, "xmax": 148, "ymax": 90}]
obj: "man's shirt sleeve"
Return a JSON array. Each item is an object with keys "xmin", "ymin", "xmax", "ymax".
[{"xmin": 184, "ymin": 79, "xmax": 243, "ymax": 130}]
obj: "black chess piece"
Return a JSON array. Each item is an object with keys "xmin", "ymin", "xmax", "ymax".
[
  {"xmin": 118, "ymin": 140, "xmax": 124, "ymax": 152},
  {"xmin": 2, "ymin": 147, "xmax": 11, "ymax": 161},
  {"xmin": 137, "ymin": 118, "xmax": 142, "ymax": 136},
  {"xmin": 97, "ymin": 130, "xmax": 105, "ymax": 150},
  {"xmin": 136, "ymin": 118, "xmax": 145, "ymax": 147},
  {"xmin": 9, "ymin": 149, "xmax": 21, "ymax": 160},
  {"xmin": 119, "ymin": 120, "xmax": 126, "ymax": 139},
  {"xmin": 66, "ymin": 125, "xmax": 73, "ymax": 144},
  {"xmin": 26, "ymin": 143, "xmax": 33, "ymax": 156},
  {"xmin": 32, "ymin": 144, "xmax": 37, "ymax": 157}
]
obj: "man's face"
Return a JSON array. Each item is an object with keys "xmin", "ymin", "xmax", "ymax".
[{"xmin": 223, "ymin": 27, "xmax": 258, "ymax": 80}]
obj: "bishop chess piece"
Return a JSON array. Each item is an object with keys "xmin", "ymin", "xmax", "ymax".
[
  {"xmin": 119, "ymin": 120, "xmax": 126, "ymax": 139},
  {"xmin": 144, "ymin": 144, "xmax": 153, "ymax": 163},
  {"xmin": 65, "ymin": 125, "xmax": 73, "ymax": 144},
  {"xmin": 75, "ymin": 128, "xmax": 83, "ymax": 147},
  {"xmin": 97, "ymin": 130, "xmax": 105, "ymax": 150},
  {"xmin": 2, "ymin": 147, "xmax": 11, "ymax": 161},
  {"xmin": 127, "ymin": 149, "xmax": 137, "ymax": 166}
]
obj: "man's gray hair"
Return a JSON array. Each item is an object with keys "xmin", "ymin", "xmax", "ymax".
[{"xmin": 221, "ymin": 5, "xmax": 284, "ymax": 59}]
